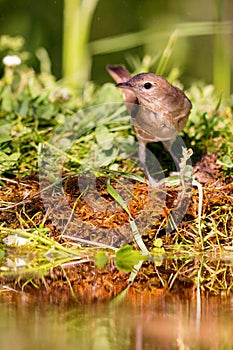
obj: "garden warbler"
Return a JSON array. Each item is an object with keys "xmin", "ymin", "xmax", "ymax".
[{"xmin": 106, "ymin": 65, "xmax": 192, "ymax": 186}]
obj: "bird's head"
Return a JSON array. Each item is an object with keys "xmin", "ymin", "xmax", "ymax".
[{"xmin": 116, "ymin": 73, "xmax": 171, "ymax": 108}]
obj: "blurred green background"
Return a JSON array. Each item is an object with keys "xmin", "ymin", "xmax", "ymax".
[{"xmin": 0, "ymin": 0, "xmax": 232, "ymax": 95}]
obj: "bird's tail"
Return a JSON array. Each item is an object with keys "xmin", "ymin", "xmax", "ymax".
[{"xmin": 106, "ymin": 65, "xmax": 132, "ymax": 83}]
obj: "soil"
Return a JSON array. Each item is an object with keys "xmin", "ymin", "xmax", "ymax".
[{"xmin": 0, "ymin": 154, "xmax": 232, "ymax": 303}]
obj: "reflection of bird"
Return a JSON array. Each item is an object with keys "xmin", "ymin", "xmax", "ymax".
[{"xmin": 106, "ymin": 65, "xmax": 192, "ymax": 186}]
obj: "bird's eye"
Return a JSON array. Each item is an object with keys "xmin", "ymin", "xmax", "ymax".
[{"xmin": 144, "ymin": 82, "xmax": 152, "ymax": 89}]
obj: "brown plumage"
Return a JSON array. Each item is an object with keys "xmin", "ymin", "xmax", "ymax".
[{"xmin": 106, "ymin": 65, "xmax": 192, "ymax": 186}]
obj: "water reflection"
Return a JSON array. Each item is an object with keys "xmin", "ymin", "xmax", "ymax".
[{"xmin": 1, "ymin": 291, "xmax": 233, "ymax": 350}]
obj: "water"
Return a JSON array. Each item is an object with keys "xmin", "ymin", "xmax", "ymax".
[{"xmin": 1, "ymin": 291, "xmax": 233, "ymax": 350}]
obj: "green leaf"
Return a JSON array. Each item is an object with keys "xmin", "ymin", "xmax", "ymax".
[
  {"xmin": 217, "ymin": 155, "xmax": 233, "ymax": 168},
  {"xmin": 96, "ymin": 148, "xmax": 118, "ymax": 167},
  {"xmin": 151, "ymin": 238, "xmax": 165, "ymax": 261},
  {"xmin": 129, "ymin": 219, "xmax": 149, "ymax": 255},
  {"xmin": 1, "ymin": 86, "xmax": 14, "ymax": 112},
  {"xmin": 17, "ymin": 97, "xmax": 29, "ymax": 117},
  {"xmin": 94, "ymin": 252, "xmax": 108, "ymax": 268},
  {"xmin": 0, "ymin": 151, "xmax": 20, "ymax": 173},
  {"xmin": 153, "ymin": 238, "xmax": 163, "ymax": 248},
  {"xmin": 36, "ymin": 104, "xmax": 55, "ymax": 120},
  {"xmin": 95, "ymin": 125, "xmax": 114, "ymax": 150},
  {"xmin": 0, "ymin": 249, "xmax": 5, "ymax": 259},
  {"xmin": 107, "ymin": 180, "xmax": 130, "ymax": 215},
  {"xmin": 115, "ymin": 245, "xmax": 142, "ymax": 273},
  {"xmin": 0, "ymin": 133, "xmax": 12, "ymax": 143}
]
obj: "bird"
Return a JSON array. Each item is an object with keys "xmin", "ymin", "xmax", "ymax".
[{"xmin": 106, "ymin": 65, "xmax": 192, "ymax": 186}]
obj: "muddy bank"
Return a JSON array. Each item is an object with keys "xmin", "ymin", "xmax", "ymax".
[{"xmin": 0, "ymin": 154, "xmax": 233, "ymax": 303}]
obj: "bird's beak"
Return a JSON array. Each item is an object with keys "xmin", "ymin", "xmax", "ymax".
[{"xmin": 116, "ymin": 81, "xmax": 132, "ymax": 89}]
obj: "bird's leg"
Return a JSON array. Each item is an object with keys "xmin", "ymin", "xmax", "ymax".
[
  {"xmin": 138, "ymin": 142, "xmax": 161, "ymax": 187},
  {"xmin": 163, "ymin": 138, "xmax": 182, "ymax": 172}
]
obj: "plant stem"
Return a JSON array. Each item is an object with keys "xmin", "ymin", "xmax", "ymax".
[
  {"xmin": 213, "ymin": 0, "xmax": 231, "ymax": 98},
  {"xmin": 62, "ymin": 0, "xmax": 99, "ymax": 89}
]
